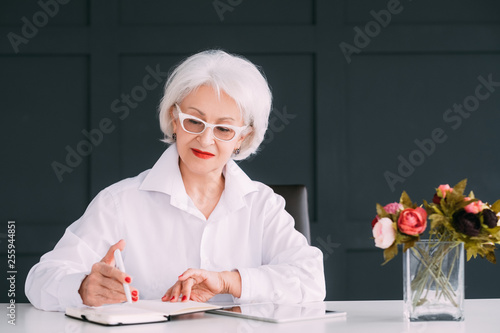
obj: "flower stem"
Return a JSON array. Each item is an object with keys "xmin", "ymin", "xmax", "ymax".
[{"xmin": 409, "ymin": 242, "xmax": 459, "ymax": 309}]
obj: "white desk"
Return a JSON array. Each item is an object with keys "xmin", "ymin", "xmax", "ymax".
[{"xmin": 2, "ymin": 299, "xmax": 498, "ymax": 333}]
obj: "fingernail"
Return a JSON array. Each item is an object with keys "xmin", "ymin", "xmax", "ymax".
[
  {"xmin": 125, "ymin": 276, "xmax": 131, "ymax": 283},
  {"xmin": 182, "ymin": 296, "xmax": 187, "ymax": 301},
  {"xmin": 132, "ymin": 290, "xmax": 138, "ymax": 297},
  {"xmin": 178, "ymin": 274, "xmax": 183, "ymax": 278},
  {"xmin": 132, "ymin": 296, "xmax": 138, "ymax": 302},
  {"xmin": 170, "ymin": 296, "xmax": 175, "ymax": 301}
]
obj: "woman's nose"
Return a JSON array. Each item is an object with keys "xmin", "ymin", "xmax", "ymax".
[{"xmin": 198, "ymin": 126, "xmax": 215, "ymax": 146}]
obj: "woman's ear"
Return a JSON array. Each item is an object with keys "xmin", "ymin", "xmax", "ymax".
[
  {"xmin": 236, "ymin": 126, "xmax": 253, "ymax": 148},
  {"xmin": 169, "ymin": 106, "xmax": 177, "ymax": 133}
]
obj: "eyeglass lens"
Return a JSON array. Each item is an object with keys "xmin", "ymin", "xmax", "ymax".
[{"xmin": 183, "ymin": 118, "xmax": 235, "ymax": 141}]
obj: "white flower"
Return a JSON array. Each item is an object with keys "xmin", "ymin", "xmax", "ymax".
[{"xmin": 372, "ymin": 217, "xmax": 396, "ymax": 249}]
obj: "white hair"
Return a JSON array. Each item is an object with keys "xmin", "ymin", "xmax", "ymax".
[{"xmin": 158, "ymin": 49, "xmax": 272, "ymax": 160}]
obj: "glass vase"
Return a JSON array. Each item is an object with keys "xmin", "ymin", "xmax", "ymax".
[{"xmin": 403, "ymin": 240, "xmax": 464, "ymax": 321}]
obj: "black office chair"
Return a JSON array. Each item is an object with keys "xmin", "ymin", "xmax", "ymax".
[{"xmin": 269, "ymin": 185, "xmax": 311, "ymax": 244}]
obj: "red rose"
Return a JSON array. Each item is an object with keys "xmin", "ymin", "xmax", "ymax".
[
  {"xmin": 397, "ymin": 207, "xmax": 427, "ymax": 235},
  {"xmin": 432, "ymin": 193, "xmax": 441, "ymax": 204}
]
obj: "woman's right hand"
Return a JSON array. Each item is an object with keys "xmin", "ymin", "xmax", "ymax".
[{"xmin": 78, "ymin": 239, "xmax": 139, "ymax": 306}]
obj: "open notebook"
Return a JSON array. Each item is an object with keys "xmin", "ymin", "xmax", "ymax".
[{"xmin": 65, "ymin": 299, "xmax": 222, "ymax": 326}]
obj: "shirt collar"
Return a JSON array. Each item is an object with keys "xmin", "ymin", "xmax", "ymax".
[
  {"xmin": 222, "ymin": 159, "xmax": 259, "ymax": 213},
  {"xmin": 139, "ymin": 144, "xmax": 183, "ymax": 196},
  {"xmin": 139, "ymin": 144, "xmax": 258, "ymax": 217}
]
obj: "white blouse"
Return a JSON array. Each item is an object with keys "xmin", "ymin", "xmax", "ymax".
[{"xmin": 25, "ymin": 145, "xmax": 326, "ymax": 311}]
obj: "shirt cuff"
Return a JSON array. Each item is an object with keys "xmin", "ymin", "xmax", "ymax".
[
  {"xmin": 232, "ymin": 267, "xmax": 272, "ymax": 304},
  {"xmin": 234, "ymin": 268, "xmax": 250, "ymax": 303},
  {"xmin": 57, "ymin": 272, "xmax": 87, "ymax": 309}
]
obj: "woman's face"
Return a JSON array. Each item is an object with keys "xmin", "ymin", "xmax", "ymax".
[{"xmin": 172, "ymin": 85, "xmax": 247, "ymax": 178}]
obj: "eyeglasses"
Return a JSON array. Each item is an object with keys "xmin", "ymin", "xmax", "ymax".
[{"xmin": 174, "ymin": 103, "xmax": 248, "ymax": 142}]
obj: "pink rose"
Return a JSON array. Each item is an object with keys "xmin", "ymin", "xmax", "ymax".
[
  {"xmin": 372, "ymin": 218, "xmax": 396, "ymax": 249},
  {"xmin": 397, "ymin": 207, "xmax": 427, "ymax": 235},
  {"xmin": 384, "ymin": 202, "xmax": 404, "ymax": 214},
  {"xmin": 464, "ymin": 198, "xmax": 484, "ymax": 214},
  {"xmin": 437, "ymin": 184, "xmax": 453, "ymax": 198}
]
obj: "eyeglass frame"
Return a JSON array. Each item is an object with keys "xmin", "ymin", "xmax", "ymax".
[{"xmin": 174, "ymin": 103, "xmax": 248, "ymax": 142}]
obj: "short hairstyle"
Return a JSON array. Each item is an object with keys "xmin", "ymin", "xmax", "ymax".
[{"xmin": 158, "ymin": 49, "xmax": 272, "ymax": 160}]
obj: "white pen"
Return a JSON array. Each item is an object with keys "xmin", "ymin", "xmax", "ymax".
[{"xmin": 114, "ymin": 249, "xmax": 133, "ymax": 304}]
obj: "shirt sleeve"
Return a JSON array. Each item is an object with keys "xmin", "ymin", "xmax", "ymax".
[
  {"xmin": 234, "ymin": 188, "xmax": 326, "ymax": 304},
  {"xmin": 24, "ymin": 190, "xmax": 122, "ymax": 311}
]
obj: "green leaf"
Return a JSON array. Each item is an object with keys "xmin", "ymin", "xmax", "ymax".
[
  {"xmin": 485, "ymin": 252, "xmax": 497, "ymax": 264},
  {"xmin": 491, "ymin": 200, "xmax": 500, "ymax": 214},
  {"xmin": 400, "ymin": 191, "xmax": 413, "ymax": 208},
  {"xmin": 423, "ymin": 200, "xmax": 433, "ymax": 215},
  {"xmin": 446, "ymin": 188, "xmax": 466, "ymax": 210},
  {"xmin": 452, "ymin": 179, "xmax": 468, "ymax": 197},
  {"xmin": 429, "ymin": 214, "xmax": 447, "ymax": 230},
  {"xmin": 466, "ymin": 249, "xmax": 474, "ymax": 261},
  {"xmin": 376, "ymin": 203, "xmax": 389, "ymax": 219},
  {"xmin": 490, "ymin": 226, "xmax": 500, "ymax": 241},
  {"xmin": 403, "ymin": 238, "xmax": 418, "ymax": 252},
  {"xmin": 397, "ymin": 233, "xmax": 410, "ymax": 243},
  {"xmin": 382, "ymin": 243, "xmax": 398, "ymax": 265}
]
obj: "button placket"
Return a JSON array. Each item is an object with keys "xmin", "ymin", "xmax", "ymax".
[{"xmin": 199, "ymin": 223, "xmax": 212, "ymax": 269}]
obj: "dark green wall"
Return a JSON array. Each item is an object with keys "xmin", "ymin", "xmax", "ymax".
[{"xmin": 1, "ymin": 0, "xmax": 500, "ymax": 303}]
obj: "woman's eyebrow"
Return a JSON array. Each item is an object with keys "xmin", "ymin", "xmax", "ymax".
[{"xmin": 187, "ymin": 106, "xmax": 235, "ymax": 122}]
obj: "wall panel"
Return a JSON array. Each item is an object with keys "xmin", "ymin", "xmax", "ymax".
[
  {"xmin": 0, "ymin": 0, "xmax": 89, "ymax": 26},
  {"xmin": 119, "ymin": 55, "xmax": 185, "ymax": 178},
  {"xmin": 119, "ymin": 0, "xmax": 314, "ymax": 26},
  {"xmin": 345, "ymin": 0, "xmax": 500, "ymax": 24},
  {"xmin": 1, "ymin": 56, "xmax": 89, "ymax": 225},
  {"xmin": 346, "ymin": 53, "xmax": 500, "ymax": 224}
]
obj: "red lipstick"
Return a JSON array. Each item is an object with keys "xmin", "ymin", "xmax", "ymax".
[{"xmin": 191, "ymin": 148, "xmax": 215, "ymax": 159}]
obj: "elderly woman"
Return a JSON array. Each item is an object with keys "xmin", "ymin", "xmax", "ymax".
[{"xmin": 25, "ymin": 50, "xmax": 326, "ymax": 311}]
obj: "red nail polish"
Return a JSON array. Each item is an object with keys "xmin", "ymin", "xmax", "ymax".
[
  {"xmin": 132, "ymin": 290, "xmax": 138, "ymax": 297},
  {"xmin": 178, "ymin": 274, "xmax": 183, "ymax": 278},
  {"xmin": 170, "ymin": 296, "xmax": 175, "ymax": 301},
  {"xmin": 125, "ymin": 276, "xmax": 131, "ymax": 283},
  {"xmin": 132, "ymin": 296, "xmax": 138, "ymax": 302},
  {"xmin": 182, "ymin": 296, "xmax": 187, "ymax": 301}
]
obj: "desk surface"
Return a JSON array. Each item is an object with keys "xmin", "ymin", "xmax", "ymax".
[{"xmin": 2, "ymin": 299, "xmax": 498, "ymax": 333}]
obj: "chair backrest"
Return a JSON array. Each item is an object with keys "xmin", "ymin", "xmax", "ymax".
[{"xmin": 269, "ymin": 184, "xmax": 311, "ymax": 244}]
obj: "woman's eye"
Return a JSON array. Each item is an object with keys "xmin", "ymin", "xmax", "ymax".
[
  {"xmin": 188, "ymin": 119, "xmax": 202, "ymax": 125},
  {"xmin": 216, "ymin": 126, "xmax": 231, "ymax": 133}
]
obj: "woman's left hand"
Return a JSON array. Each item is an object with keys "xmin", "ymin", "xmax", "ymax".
[{"xmin": 162, "ymin": 268, "xmax": 241, "ymax": 303}]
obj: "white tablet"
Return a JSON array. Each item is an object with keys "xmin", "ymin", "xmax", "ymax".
[{"xmin": 208, "ymin": 303, "xmax": 346, "ymax": 323}]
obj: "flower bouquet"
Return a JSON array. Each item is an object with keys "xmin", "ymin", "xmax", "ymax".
[{"xmin": 372, "ymin": 179, "xmax": 500, "ymax": 321}]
